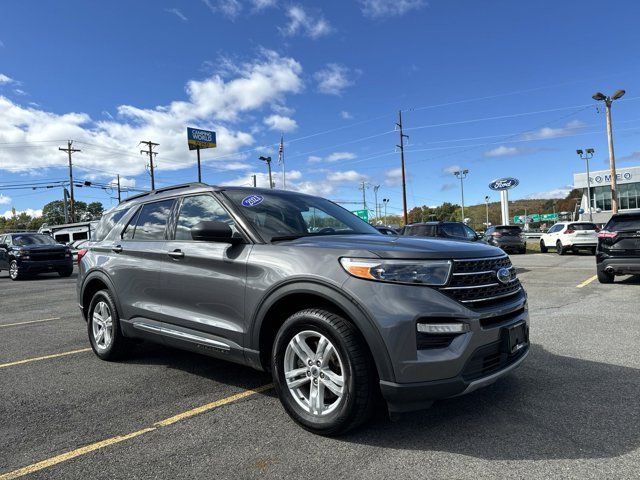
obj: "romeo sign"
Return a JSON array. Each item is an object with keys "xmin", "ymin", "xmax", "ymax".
[{"xmin": 489, "ymin": 177, "xmax": 519, "ymax": 191}]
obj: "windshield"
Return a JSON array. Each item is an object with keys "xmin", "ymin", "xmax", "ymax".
[
  {"xmin": 224, "ymin": 190, "xmax": 380, "ymax": 241},
  {"xmin": 495, "ymin": 226, "xmax": 522, "ymax": 234},
  {"xmin": 12, "ymin": 234, "xmax": 58, "ymax": 246},
  {"xmin": 604, "ymin": 214, "xmax": 640, "ymax": 232}
]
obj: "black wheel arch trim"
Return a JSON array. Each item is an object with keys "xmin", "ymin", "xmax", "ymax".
[
  {"xmin": 249, "ymin": 278, "xmax": 395, "ymax": 383},
  {"xmin": 79, "ymin": 269, "xmax": 123, "ymax": 322}
]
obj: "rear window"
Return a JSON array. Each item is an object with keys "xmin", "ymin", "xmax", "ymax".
[
  {"xmin": 495, "ymin": 226, "xmax": 522, "ymax": 234},
  {"xmin": 94, "ymin": 208, "xmax": 130, "ymax": 242},
  {"xmin": 604, "ymin": 214, "xmax": 640, "ymax": 232},
  {"xmin": 569, "ymin": 223, "xmax": 597, "ymax": 231},
  {"xmin": 404, "ymin": 225, "xmax": 435, "ymax": 237}
]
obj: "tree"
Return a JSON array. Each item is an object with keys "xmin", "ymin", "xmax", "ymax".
[
  {"xmin": 41, "ymin": 199, "xmax": 104, "ymax": 224},
  {"xmin": 86, "ymin": 202, "xmax": 104, "ymax": 219}
]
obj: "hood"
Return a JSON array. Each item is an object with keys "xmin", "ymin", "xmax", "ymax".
[
  {"xmin": 280, "ymin": 234, "xmax": 504, "ymax": 259},
  {"xmin": 16, "ymin": 243, "xmax": 68, "ymax": 252}
]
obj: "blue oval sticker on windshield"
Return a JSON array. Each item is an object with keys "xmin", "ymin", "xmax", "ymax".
[{"xmin": 241, "ymin": 194, "xmax": 264, "ymax": 207}]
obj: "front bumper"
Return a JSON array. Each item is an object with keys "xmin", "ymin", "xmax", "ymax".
[{"xmin": 16, "ymin": 258, "xmax": 73, "ymax": 273}]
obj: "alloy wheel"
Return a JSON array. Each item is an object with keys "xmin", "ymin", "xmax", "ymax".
[
  {"xmin": 9, "ymin": 261, "xmax": 18, "ymax": 280},
  {"xmin": 283, "ymin": 330, "xmax": 345, "ymax": 416},
  {"xmin": 92, "ymin": 301, "xmax": 113, "ymax": 352}
]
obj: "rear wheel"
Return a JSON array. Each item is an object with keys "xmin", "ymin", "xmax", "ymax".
[
  {"xmin": 519, "ymin": 246, "xmax": 527, "ymax": 254},
  {"xmin": 556, "ymin": 241, "xmax": 565, "ymax": 256},
  {"xmin": 58, "ymin": 267, "xmax": 73, "ymax": 277},
  {"xmin": 88, "ymin": 289, "xmax": 131, "ymax": 360},
  {"xmin": 590, "ymin": 247, "xmax": 597, "ymax": 255},
  {"xmin": 272, "ymin": 308, "xmax": 376, "ymax": 436},
  {"xmin": 540, "ymin": 240, "xmax": 548, "ymax": 253},
  {"xmin": 597, "ymin": 267, "xmax": 614, "ymax": 284}
]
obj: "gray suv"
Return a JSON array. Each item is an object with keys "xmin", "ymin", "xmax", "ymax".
[{"xmin": 77, "ymin": 183, "xmax": 529, "ymax": 435}]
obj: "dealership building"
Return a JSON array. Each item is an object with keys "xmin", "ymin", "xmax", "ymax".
[{"xmin": 573, "ymin": 165, "xmax": 640, "ymax": 224}]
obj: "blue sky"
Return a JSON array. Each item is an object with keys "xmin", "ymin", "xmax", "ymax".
[{"xmin": 1, "ymin": 0, "xmax": 640, "ymax": 219}]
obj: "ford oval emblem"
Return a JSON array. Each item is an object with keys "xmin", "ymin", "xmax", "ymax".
[
  {"xmin": 496, "ymin": 267, "xmax": 512, "ymax": 284},
  {"xmin": 489, "ymin": 177, "xmax": 519, "ymax": 191}
]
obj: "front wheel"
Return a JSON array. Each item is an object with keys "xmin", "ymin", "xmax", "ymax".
[
  {"xmin": 272, "ymin": 309, "xmax": 376, "ymax": 436},
  {"xmin": 9, "ymin": 260, "xmax": 24, "ymax": 281},
  {"xmin": 58, "ymin": 267, "xmax": 73, "ymax": 277}
]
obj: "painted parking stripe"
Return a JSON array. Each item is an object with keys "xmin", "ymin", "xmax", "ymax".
[
  {"xmin": 0, "ymin": 384, "xmax": 273, "ymax": 480},
  {"xmin": 0, "ymin": 348, "xmax": 92, "ymax": 369},
  {"xmin": 0, "ymin": 317, "xmax": 61, "ymax": 328},
  {"xmin": 576, "ymin": 275, "xmax": 598, "ymax": 288}
]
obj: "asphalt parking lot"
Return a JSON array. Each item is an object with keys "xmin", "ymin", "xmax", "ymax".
[{"xmin": 1, "ymin": 253, "xmax": 639, "ymax": 480}]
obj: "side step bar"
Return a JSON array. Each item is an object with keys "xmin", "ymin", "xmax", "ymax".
[{"xmin": 132, "ymin": 321, "xmax": 231, "ymax": 352}]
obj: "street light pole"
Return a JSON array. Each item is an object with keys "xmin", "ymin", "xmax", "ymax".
[
  {"xmin": 593, "ymin": 90, "xmax": 625, "ymax": 214},
  {"xmin": 577, "ymin": 148, "xmax": 595, "ymax": 222},
  {"xmin": 484, "ymin": 195, "xmax": 490, "ymax": 228},
  {"xmin": 383, "ymin": 198, "xmax": 389, "ymax": 225},
  {"xmin": 258, "ymin": 156, "xmax": 273, "ymax": 188},
  {"xmin": 453, "ymin": 169, "xmax": 469, "ymax": 222},
  {"xmin": 373, "ymin": 185, "xmax": 380, "ymax": 220}
]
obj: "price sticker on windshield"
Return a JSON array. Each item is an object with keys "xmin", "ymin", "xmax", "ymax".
[{"xmin": 241, "ymin": 195, "xmax": 264, "ymax": 207}]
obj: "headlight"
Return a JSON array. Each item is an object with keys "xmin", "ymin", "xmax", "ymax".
[{"xmin": 340, "ymin": 258, "xmax": 452, "ymax": 286}]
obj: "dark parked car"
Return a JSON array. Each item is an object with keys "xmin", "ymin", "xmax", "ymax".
[
  {"xmin": 0, "ymin": 233, "xmax": 73, "ymax": 280},
  {"xmin": 77, "ymin": 183, "xmax": 529, "ymax": 435},
  {"xmin": 484, "ymin": 225, "xmax": 527, "ymax": 254},
  {"xmin": 596, "ymin": 212, "xmax": 640, "ymax": 283},
  {"xmin": 401, "ymin": 221, "xmax": 483, "ymax": 242}
]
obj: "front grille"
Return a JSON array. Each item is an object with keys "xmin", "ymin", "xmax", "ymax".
[
  {"xmin": 462, "ymin": 340, "xmax": 528, "ymax": 381},
  {"xmin": 438, "ymin": 255, "xmax": 522, "ymax": 307},
  {"xmin": 27, "ymin": 250, "xmax": 66, "ymax": 261}
]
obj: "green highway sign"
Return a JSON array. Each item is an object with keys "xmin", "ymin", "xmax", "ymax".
[
  {"xmin": 513, "ymin": 213, "xmax": 558, "ymax": 223},
  {"xmin": 352, "ymin": 209, "xmax": 369, "ymax": 222}
]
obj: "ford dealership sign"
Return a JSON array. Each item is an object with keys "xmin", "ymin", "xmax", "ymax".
[{"xmin": 489, "ymin": 177, "xmax": 519, "ymax": 191}]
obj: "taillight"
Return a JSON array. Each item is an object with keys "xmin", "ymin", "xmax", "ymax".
[
  {"xmin": 77, "ymin": 248, "xmax": 88, "ymax": 264},
  {"xmin": 565, "ymin": 228, "xmax": 575, "ymax": 234},
  {"xmin": 598, "ymin": 231, "xmax": 618, "ymax": 239}
]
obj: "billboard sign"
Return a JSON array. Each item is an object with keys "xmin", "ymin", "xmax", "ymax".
[
  {"xmin": 187, "ymin": 127, "xmax": 216, "ymax": 151},
  {"xmin": 489, "ymin": 177, "xmax": 519, "ymax": 191}
]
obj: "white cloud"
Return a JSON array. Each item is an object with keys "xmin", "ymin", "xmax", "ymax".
[
  {"xmin": 483, "ymin": 145, "xmax": 542, "ymax": 158},
  {"xmin": 384, "ymin": 167, "xmax": 403, "ymax": 186},
  {"xmin": 252, "ymin": 0, "xmax": 276, "ymax": 9},
  {"xmin": 164, "ymin": 8, "xmax": 188, "ymax": 21},
  {"xmin": 108, "ymin": 177, "xmax": 136, "ymax": 188},
  {"xmin": 0, "ymin": 50, "xmax": 303, "ymax": 177},
  {"xmin": 0, "ymin": 74, "xmax": 13, "ymax": 84},
  {"xmin": 202, "ymin": 0, "xmax": 243, "ymax": 18},
  {"xmin": 308, "ymin": 152, "xmax": 356, "ymax": 163},
  {"xmin": 359, "ymin": 0, "xmax": 426, "ymax": 18},
  {"xmin": 521, "ymin": 120, "xmax": 584, "ymax": 141},
  {"xmin": 524, "ymin": 187, "xmax": 572, "ymax": 200},
  {"xmin": 263, "ymin": 114, "xmax": 298, "ymax": 132},
  {"xmin": 2, "ymin": 208, "xmax": 42, "ymax": 219},
  {"xmin": 314, "ymin": 64, "xmax": 354, "ymax": 95},
  {"xmin": 14, "ymin": 88, "xmax": 26, "ymax": 96},
  {"xmin": 326, "ymin": 170, "xmax": 366, "ymax": 182},
  {"xmin": 442, "ymin": 165, "xmax": 462, "ymax": 175},
  {"xmin": 0, "ymin": 194, "xmax": 11, "ymax": 204},
  {"xmin": 340, "ymin": 110, "xmax": 353, "ymax": 120},
  {"xmin": 281, "ymin": 5, "xmax": 332, "ymax": 39}
]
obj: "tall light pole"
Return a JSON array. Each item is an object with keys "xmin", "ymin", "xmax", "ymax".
[
  {"xmin": 383, "ymin": 198, "xmax": 389, "ymax": 225},
  {"xmin": 373, "ymin": 185, "xmax": 380, "ymax": 219},
  {"xmin": 453, "ymin": 169, "xmax": 469, "ymax": 222},
  {"xmin": 484, "ymin": 195, "xmax": 490, "ymax": 228},
  {"xmin": 577, "ymin": 148, "xmax": 595, "ymax": 222},
  {"xmin": 593, "ymin": 89, "xmax": 625, "ymax": 214},
  {"xmin": 258, "ymin": 156, "xmax": 273, "ymax": 188}
]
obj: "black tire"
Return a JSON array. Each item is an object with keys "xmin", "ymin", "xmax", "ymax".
[
  {"xmin": 520, "ymin": 247, "xmax": 527, "ymax": 254},
  {"xmin": 590, "ymin": 247, "xmax": 597, "ymax": 255},
  {"xmin": 540, "ymin": 240, "xmax": 548, "ymax": 253},
  {"xmin": 87, "ymin": 289, "xmax": 131, "ymax": 360},
  {"xmin": 597, "ymin": 267, "xmax": 614, "ymax": 284},
  {"xmin": 8, "ymin": 260, "xmax": 24, "ymax": 281},
  {"xmin": 556, "ymin": 241, "xmax": 565, "ymax": 256},
  {"xmin": 58, "ymin": 267, "xmax": 73, "ymax": 277},
  {"xmin": 272, "ymin": 308, "xmax": 376, "ymax": 436}
]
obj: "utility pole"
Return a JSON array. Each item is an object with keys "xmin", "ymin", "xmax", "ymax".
[
  {"xmin": 577, "ymin": 149, "xmax": 595, "ymax": 222},
  {"xmin": 259, "ymin": 156, "xmax": 273, "ymax": 188},
  {"xmin": 63, "ymin": 188, "xmax": 70, "ymax": 223},
  {"xmin": 116, "ymin": 174, "xmax": 122, "ymax": 203},
  {"xmin": 396, "ymin": 110, "xmax": 409, "ymax": 225},
  {"xmin": 252, "ymin": 174, "xmax": 257, "ymax": 187},
  {"xmin": 59, "ymin": 140, "xmax": 81, "ymax": 223},
  {"xmin": 593, "ymin": 90, "xmax": 625, "ymax": 214},
  {"xmin": 140, "ymin": 140, "xmax": 159, "ymax": 190},
  {"xmin": 359, "ymin": 181, "xmax": 368, "ymax": 211},
  {"xmin": 383, "ymin": 198, "xmax": 389, "ymax": 225},
  {"xmin": 484, "ymin": 195, "xmax": 490, "ymax": 228},
  {"xmin": 453, "ymin": 169, "xmax": 469, "ymax": 222}
]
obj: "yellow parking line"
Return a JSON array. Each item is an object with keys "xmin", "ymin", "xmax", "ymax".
[
  {"xmin": 576, "ymin": 275, "xmax": 598, "ymax": 288},
  {"xmin": 0, "ymin": 317, "xmax": 61, "ymax": 328},
  {"xmin": 0, "ymin": 348, "xmax": 92, "ymax": 369},
  {"xmin": 0, "ymin": 384, "xmax": 273, "ymax": 480}
]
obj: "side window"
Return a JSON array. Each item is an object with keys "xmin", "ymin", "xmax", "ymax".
[
  {"xmin": 132, "ymin": 199, "xmax": 175, "ymax": 240},
  {"xmin": 174, "ymin": 195, "xmax": 237, "ymax": 240},
  {"xmin": 121, "ymin": 208, "xmax": 141, "ymax": 240},
  {"xmin": 462, "ymin": 225, "xmax": 477, "ymax": 240},
  {"xmin": 442, "ymin": 223, "xmax": 465, "ymax": 238},
  {"xmin": 94, "ymin": 208, "xmax": 129, "ymax": 242}
]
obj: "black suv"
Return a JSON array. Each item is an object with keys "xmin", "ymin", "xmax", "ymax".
[
  {"xmin": 0, "ymin": 233, "xmax": 73, "ymax": 280},
  {"xmin": 596, "ymin": 212, "xmax": 640, "ymax": 283},
  {"xmin": 484, "ymin": 225, "xmax": 527, "ymax": 254},
  {"xmin": 401, "ymin": 221, "xmax": 483, "ymax": 242},
  {"xmin": 77, "ymin": 184, "xmax": 529, "ymax": 435}
]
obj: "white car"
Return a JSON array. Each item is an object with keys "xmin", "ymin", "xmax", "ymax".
[{"xmin": 539, "ymin": 222, "xmax": 599, "ymax": 255}]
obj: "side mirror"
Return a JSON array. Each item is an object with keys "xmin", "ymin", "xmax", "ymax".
[
  {"xmin": 190, "ymin": 221, "xmax": 242, "ymax": 244},
  {"xmin": 0, "ymin": 243, "xmax": 7, "ymax": 249}
]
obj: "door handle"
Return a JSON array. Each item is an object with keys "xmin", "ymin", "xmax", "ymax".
[
  {"xmin": 167, "ymin": 249, "xmax": 185, "ymax": 259},
  {"xmin": 112, "ymin": 245, "xmax": 123, "ymax": 253}
]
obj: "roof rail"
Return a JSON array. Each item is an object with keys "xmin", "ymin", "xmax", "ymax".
[{"xmin": 118, "ymin": 182, "xmax": 209, "ymax": 204}]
